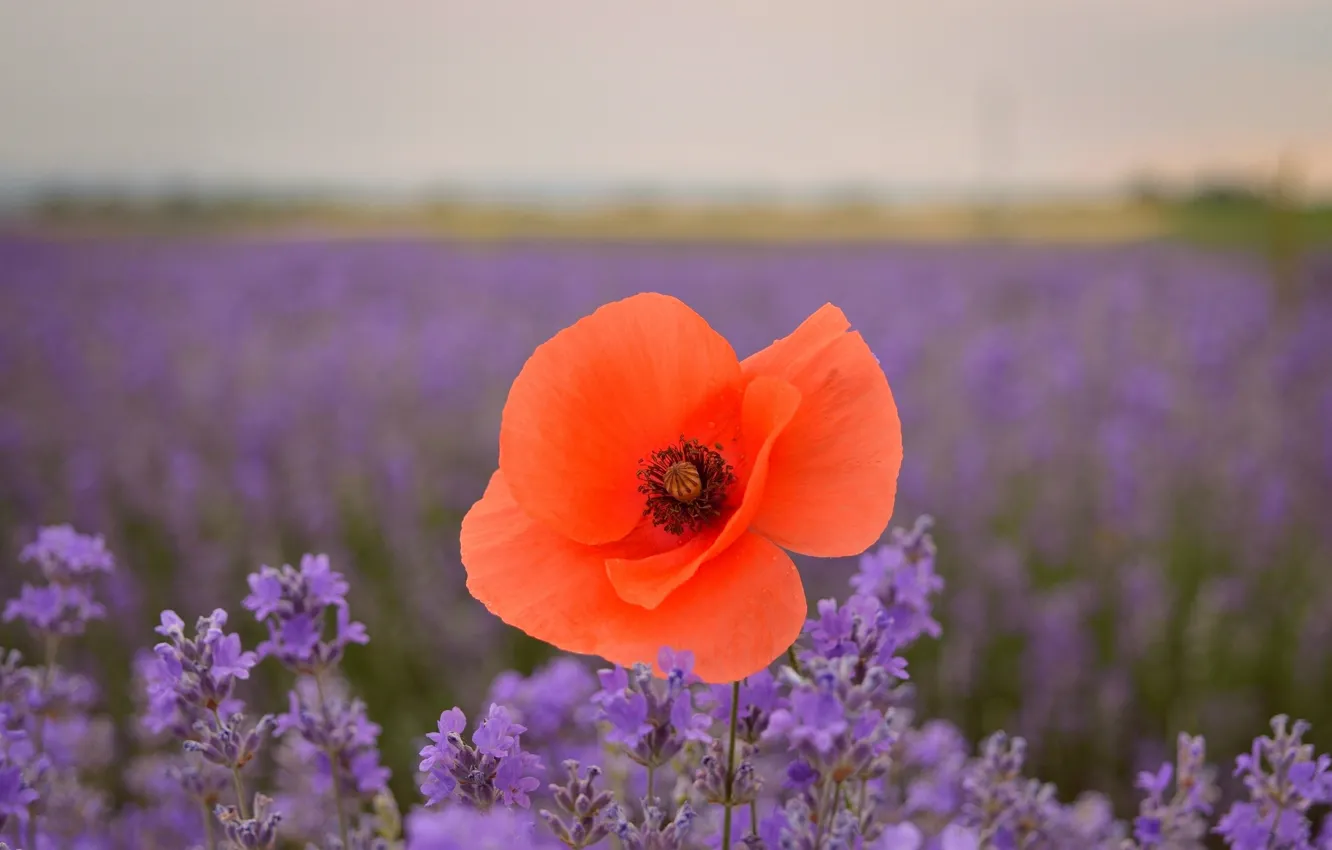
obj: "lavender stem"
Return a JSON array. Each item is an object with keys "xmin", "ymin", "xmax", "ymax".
[
  {"xmin": 33, "ymin": 633, "xmax": 60, "ymax": 751},
  {"xmin": 26, "ymin": 632, "xmax": 61, "ymax": 848},
  {"xmin": 201, "ymin": 799, "xmax": 218, "ymax": 850},
  {"xmin": 232, "ymin": 767, "xmax": 249, "ymax": 820},
  {"xmin": 314, "ymin": 669, "xmax": 352, "ymax": 850}
]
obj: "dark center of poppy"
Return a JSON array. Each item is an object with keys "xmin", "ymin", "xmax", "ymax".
[{"xmin": 637, "ymin": 436, "xmax": 735, "ymax": 535}]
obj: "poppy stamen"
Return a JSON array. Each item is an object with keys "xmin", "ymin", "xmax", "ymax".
[{"xmin": 637, "ymin": 436, "xmax": 735, "ymax": 535}]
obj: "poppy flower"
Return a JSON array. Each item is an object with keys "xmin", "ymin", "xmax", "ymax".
[{"xmin": 460, "ymin": 293, "xmax": 902, "ymax": 683}]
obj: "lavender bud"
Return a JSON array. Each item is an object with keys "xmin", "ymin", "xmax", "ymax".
[
  {"xmin": 216, "ymin": 792, "xmax": 283, "ymax": 849},
  {"xmin": 539, "ymin": 760, "xmax": 614, "ymax": 848}
]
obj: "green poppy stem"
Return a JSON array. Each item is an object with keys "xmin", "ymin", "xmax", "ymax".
[{"xmin": 720, "ymin": 679, "xmax": 741, "ymax": 848}]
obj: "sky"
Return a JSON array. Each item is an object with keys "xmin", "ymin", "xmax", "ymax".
[{"xmin": 1, "ymin": 0, "xmax": 1330, "ymax": 201}]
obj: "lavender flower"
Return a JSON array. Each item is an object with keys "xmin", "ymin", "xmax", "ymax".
[
  {"xmin": 0, "ymin": 760, "xmax": 38, "ymax": 830},
  {"xmin": 243, "ymin": 554, "xmax": 368, "ymax": 673},
  {"xmin": 1215, "ymin": 715, "xmax": 1332, "ymax": 850},
  {"xmin": 875, "ymin": 821, "xmax": 925, "ymax": 849},
  {"xmin": 17, "ymin": 525, "xmax": 115, "ymax": 582},
  {"xmin": 1127, "ymin": 733, "xmax": 1218, "ymax": 848},
  {"xmin": 768, "ymin": 604, "xmax": 909, "ymax": 791},
  {"xmin": 709, "ymin": 670, "xmax": 784, "ymax": 745},
  {"xmin": 151, "ymin": 608, "xmax": 272, "ymax": 788},
  {"xmin": 952, "ymin": 731, "xmax": 1128, "ymax": 849},
  {"xmin": 899, "ymin": 719, "xmax": 969, "ymax": 818},
  {"xmin": 611, "ymin": 800, "xmax": 697, "ymax": 850},
  {"xmin": 695, "ymin": 739, "xmax": 761, "ymax": 807},
  {"xmin": 216, "ymin": 792, "xmax": 283, "ymax": 849},
  {"xmin": 937, "ymin": 823, "xmax": 981, "ymax": 850},
  {"xmin": 270, "ymin": 730, "xmax": 337, "ymax": 839},
  {"xmin": 405, "ymin": 805, "xmax": 554, "ymax": 849},
  {"xmin": 146, "ymin": 604, "xmax": 273, "ymax": 845},
  {"xmin": 151, "ymin": 609, "xmax": 259, "ymax": 735},
  {"xmin": 418, "ymin": 704, "xmax": 543, "ymax": 811},
  {"xmin": 957, "ymin": 733, "xmax": 1062, "ymax": 848},
  {"xmin": 487, "ymin": 657, "xmax": 598, "ymax": 757},
  {"xmin": 592, "ymin": 649, "xmax": 712, "ymax": 775},
  {"xmin": 538, "ymin": 760, "xmax": 615, "ymax": 849},
  {"xmin": 850, "ymin": 517, "xmax": 944, "ymax": 648},
  {"xmin": 2, "ymin": 583, "xmax": 105, "ymax": 638},
  {"xmin": 763, "ymin": 794, "xmax": 863, "ymax": 850},
  {"xmin": 274, "ymin": 677, "xmax": 391, "ymax": 799},
  {"xmin": 3, "ymin": 526, "xmax": 112, "ymax": 639},
  {"xmin": 0, "ymin": 526, "xmax": 119, "ymax": 849},
  {"xmin": 243, "ymin": 554, "xmax": 388, "ymax": 850},
  {"xmin": 755, "ymin": 518, "xmax": 948, "ymax": 849},
  {"xmin": 182, "ymin": 711, "xmax": 275, "ymax": 773},
  {"xmin": 27, "ymin": 773, "xmax": 113, "ymax": 850},
  {"xmin": 119, "ymin": 752, "xmax": 231, "ymax": 849}
]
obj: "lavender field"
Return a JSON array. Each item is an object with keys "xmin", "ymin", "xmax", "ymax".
[{"xmin": 1, "ymin": 234, "xmax": 1331, "ymax": 848}]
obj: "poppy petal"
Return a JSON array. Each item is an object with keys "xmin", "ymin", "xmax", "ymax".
[
  {"xmin": 461, "ymin": 470, "xmax": 806, "ymax": 683},
  {"xmin": 599, "ymin": 531, "xmax": 806, "ymax": 683},
  {"xmin": 604, "ymin": 375, "xmax": 802, "ymax": 609},
  {"xmin": 499, "ymin": 293, "xmax": 743, "ymax": 546},
  {"xmin": 461, "ymin": 471, "xmax": 615, "ymax": 652},
  {"xmin": 742, "ymin": 303, "xmax": 903, "ymax": 556}
]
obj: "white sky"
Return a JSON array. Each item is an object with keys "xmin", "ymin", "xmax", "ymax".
[{"xmin": 1, "ymin": 0, "xmax": 1330, "ymax": 196}]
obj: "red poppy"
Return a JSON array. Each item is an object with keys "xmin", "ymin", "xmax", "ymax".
[{"xmin": 461, "ymin": 293, "xmax": 902, "ymax": 682}]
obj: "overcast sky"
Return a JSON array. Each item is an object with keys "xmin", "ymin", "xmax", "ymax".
[{"xmin": 1, "ymin": 1, "xmax": 1330, "ymax": 197}]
